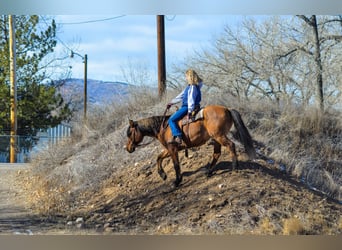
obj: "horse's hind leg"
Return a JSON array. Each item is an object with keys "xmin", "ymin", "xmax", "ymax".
[
  {"xmin": 215, "ymin": 136, "xmax": 238, "ymax": 171},
  {"xmin": 207, "ymin": 140, "xmax": 221, "ymax": 177},
  {"xmin": 157, "ymin": 149, "xmax": 170, "ymax": 180}
]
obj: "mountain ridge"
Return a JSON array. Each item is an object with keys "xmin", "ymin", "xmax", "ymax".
[{"xmin": 57, "ymin": 78, "xmax": 131, "ymax": 106}]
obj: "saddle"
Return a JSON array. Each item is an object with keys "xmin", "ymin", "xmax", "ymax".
[{"xmin": 181, "ymin": 107, "xmax": 204, "ymax": 126}]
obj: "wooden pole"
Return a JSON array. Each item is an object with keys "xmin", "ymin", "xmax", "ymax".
[
  {"xmin": 9, "ymin": 15, "xmax": 17, "ymax": 163},
  {"xmin": 83, "ymin": 54, "xmax": 88, "ymax": 123},
  {"xmin": 157, "ymin": 15, "xmax": 166, "ymax": 99}
]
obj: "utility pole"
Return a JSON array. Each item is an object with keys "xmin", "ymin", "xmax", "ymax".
[
  {"xmin": 9, "ymin": 15, "xmax": 17, "ymax": 163},
  {"xmin": 83, "ymin": 54, "xmax": 88, "ymax": 123},
  {"xmin": 157, "ymin": 15, "xmax": 166, "ymax": 99},
  {"xmin": 70, "ymin": 51, "xmax": 88, "ymax": 124}
]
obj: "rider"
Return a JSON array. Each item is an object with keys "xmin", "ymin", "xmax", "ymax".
[{"xmin": 167, "ymin": 69, "xmax": 203, "ymax": 145}]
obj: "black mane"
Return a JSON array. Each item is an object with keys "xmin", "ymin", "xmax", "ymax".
[{"xmin": 136, "ymin": 115, "xmax": 170, "ymax": 137}]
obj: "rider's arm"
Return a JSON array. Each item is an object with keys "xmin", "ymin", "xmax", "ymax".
[
  {"xmin": 187, "ymin": 85, "xmax": 198, "ymax": 113},
  {"xmin": 169, "ymin": 89, "xmax": 185, "ymax": 105}
]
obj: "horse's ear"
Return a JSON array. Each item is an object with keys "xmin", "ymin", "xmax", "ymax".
[{"xmin": 129, "ymin": 119, "xmax": 135, "ymax": 127}]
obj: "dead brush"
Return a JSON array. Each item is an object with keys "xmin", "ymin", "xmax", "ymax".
[
  {"xmin": 247, "ymin": 104, "xmax": 342, "ymax": 201},
  {"xmin": 258, "ymin": 217, "xmax": 277, "ymax": 235},
  {"xmin": 23, "ymin": 86, "xmax": 162, "ymax": 214},
  {"xmin": 282, "ymin": 217, "xmax": 305, "ymax": 235}
]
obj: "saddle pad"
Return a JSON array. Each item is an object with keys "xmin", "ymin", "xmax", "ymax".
[{"xmin": 181, "ymin": 108, "xmax": 204, "ymax": 125}]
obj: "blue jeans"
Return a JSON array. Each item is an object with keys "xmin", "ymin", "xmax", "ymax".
[{"xmin": 168, "ymin": 106, "xmax": 188, "ymax": 137}]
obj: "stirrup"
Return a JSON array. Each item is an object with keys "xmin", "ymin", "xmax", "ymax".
[
  {"xmin": 174, "ymin": 136, "xmax": 182, "ymax": 144},
  {"xmin": 168, "ymin": 136, "xmax": 182, "ymax": 145}
]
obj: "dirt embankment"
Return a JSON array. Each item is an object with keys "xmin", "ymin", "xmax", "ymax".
[
  {"xmin": 71, "ymin": 144, "xmax": 342, "ymax": 235},
  {"xmin": 3, "ymin": 145, "xmax": 341, "ymax": 235}
]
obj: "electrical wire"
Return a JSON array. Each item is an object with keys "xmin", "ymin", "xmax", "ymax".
[{"xmin": 58, "ymin": 15, "xmax": 126, "ymax": 25}]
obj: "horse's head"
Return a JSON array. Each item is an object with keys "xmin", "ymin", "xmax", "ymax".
[{"xmin": 126, "ymin": 119, "xmax": 144, "ymax": 153}]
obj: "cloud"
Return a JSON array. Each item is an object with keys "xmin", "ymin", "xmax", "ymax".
[{"xmin": 53, "ymin": 15, "xmax": 240, "ymax": 81}]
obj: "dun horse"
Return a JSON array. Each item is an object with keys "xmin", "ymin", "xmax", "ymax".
[{"xmin": 126, "ymin": 105, "xmax": 256, "ymax": 187}]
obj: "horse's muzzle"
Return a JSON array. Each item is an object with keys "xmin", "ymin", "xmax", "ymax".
[{"xmin": 126, "ymin": 145, "xmax": 135, "ymax": 153}]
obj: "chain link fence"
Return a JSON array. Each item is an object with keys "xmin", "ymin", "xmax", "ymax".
[{"xmin": 0, "ymin": 124, "xmax": 71, "ymax": 163}]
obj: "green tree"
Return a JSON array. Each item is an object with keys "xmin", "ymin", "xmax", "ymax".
[{"xmin": 0, "ymin": 15, "xmax": 71, "ymax": 151}]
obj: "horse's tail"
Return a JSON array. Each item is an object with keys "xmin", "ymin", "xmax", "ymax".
[{"xmin": 229, "ymin": 109, "xmax": 256, "ymax": 160}]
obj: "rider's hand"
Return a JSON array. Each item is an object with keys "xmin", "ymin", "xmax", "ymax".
[{"xmin": 188, "ymin": 111, "xmax": 196, "ymax": 121}]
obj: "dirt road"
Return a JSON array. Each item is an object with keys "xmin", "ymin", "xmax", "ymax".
[
  {"xmin": 0, "ymin": 164, "xmax": 63, "ymax": 234},
  {"xmin": 0, "ymin": 163, "xmax": 102, "ymax": 235}
]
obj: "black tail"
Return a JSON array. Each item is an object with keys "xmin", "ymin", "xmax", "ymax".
[{"xmin": 230, "ymin": 109, "xmax": 256, "ymax": 160}]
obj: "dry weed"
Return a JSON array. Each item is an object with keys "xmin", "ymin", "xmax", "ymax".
[
  {"xmin": 282, "ymin": 217, "xmax": 305, "ymax": 235},
  {"xmin": 244, "ymin": 103, "xmax": 341, "ymax": 201},
  {"xmin": 19, "ymin": 89, "xmax": 341, "ymax": 234},
  {"xmin": 259, "ymin": 217, "xmax": 277, "ymax": 235}
]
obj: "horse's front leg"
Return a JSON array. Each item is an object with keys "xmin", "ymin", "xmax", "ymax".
[
  {"xmin": 156, "ymin": 149, "xmax": 170, "ymax": 181},
  {"xmin": 168, "ymin": 145, "xmax": 182, "ymax": 187}
]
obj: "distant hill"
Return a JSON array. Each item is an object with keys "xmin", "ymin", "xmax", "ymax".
[{"xmin": 57, "ymin": 78, "xmax": 131, "ymax": 107}]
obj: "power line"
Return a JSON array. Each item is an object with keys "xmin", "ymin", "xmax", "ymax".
[{"xmin": 58, "ymin": 15, "xmax": 126, "ymax": 25}]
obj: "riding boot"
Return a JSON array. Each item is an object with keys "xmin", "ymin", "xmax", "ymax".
[{"xmin": 168, "ymin": 136, "xmax": 182, "ymax": 145}]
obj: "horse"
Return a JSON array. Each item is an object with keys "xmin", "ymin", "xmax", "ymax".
[{"xmin": 126, "ymin": 105, "xmax": 256, "ymax": 187}]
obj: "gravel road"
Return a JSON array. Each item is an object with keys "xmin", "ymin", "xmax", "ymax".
[
  {"xmin": 0, "ymin": 163, "xmax": 100, "ymax": 235},
  {"xmin": 0, "ymin": 164, "xmax": 54, "ymax": 234}
]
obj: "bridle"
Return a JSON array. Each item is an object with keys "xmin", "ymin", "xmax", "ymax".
[
  {"xmin": 129, "ymin": 125, "xmax": 139, "ymax": 148},
  {"xmin": 127, "ymin": 107, "xmax": 169, "ymax": 151},
  {"xmin": 129, "ymin": 124, "xmax": 154, "ymax": 148}
]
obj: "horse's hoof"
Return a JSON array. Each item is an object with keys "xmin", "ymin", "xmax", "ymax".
[
  {"xmin": 206, "ymin": 170, "xmax": 213, "ymax": 178},
  {"xmin": 232, "ymin": 168, "xmax": 239, "ymax": 173},
  {"xmin": 232, "ymin": 161, "xmax": 239, "ymax": 171},
  {"xmin": 158, "ymin": 170, "xmax": 167, "ymax": 181},
  {"xmin": 173, "ymin": 176, "xmax": 183, "ymax": 188}
]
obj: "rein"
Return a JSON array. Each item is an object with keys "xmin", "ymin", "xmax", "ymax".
[
  {"xmin": 132, "ymin": 107, "xmax": 169, "ymax": 148},
  {"xmin": 135, "ymin": 139, "xmax": 155, "ymax": 148},
  {"xmin": 160, "ymin": 106, "xmax": 169, "ymax": 132},
  {"xmin": 133, "ymin": 125, "xmax": 155, "ymax": 148}
]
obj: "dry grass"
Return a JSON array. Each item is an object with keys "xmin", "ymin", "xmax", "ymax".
[
  {"xmin": 240, "ymin": 101, "xmax": 342, "ymax": 201},
  {"xmin": 259, "ymin": 217, "xmax": 277, "ymax": 235},
  {"xmin": 17, "ymin": 89, "xmax": 341, "ymax": 234},
  {"xmin": 282, "ymin": 217, "xmax": 305, "ymax": 235},
  {"xmin": 22, "ymin": 85, "xmax": 162, "ymax": 214}
]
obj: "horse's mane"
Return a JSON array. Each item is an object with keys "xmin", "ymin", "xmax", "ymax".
[{"xmin": 137, "ymin": 115, "xmax": 170, "ymax": 136}]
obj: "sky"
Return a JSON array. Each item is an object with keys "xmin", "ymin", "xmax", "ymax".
[
  {"xmin": 52, "ymin": 15, "xmax": 246, "ymax": 83},
  {"xmin": 3, "ymin": 0, "xmax": 339, "ymax": 83}
]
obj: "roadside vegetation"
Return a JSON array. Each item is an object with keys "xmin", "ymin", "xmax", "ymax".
[{"xmin": 17, "ymin": 88, "xmax": 341, "ymax": 234}]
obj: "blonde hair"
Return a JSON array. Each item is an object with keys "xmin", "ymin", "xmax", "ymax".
[{"xmin": 186, "ymin": 69, "xmax": 202, "ymax": 85}]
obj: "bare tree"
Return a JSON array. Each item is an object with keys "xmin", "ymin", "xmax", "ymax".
[
  {"xmin": 177, "ymin": 16, "xmax": 341, "ymax": 110},
  {"xmin": 295, "ymin": 15, "xmax": 342, "ymax": 111}
]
